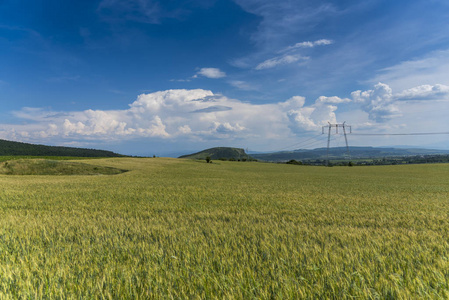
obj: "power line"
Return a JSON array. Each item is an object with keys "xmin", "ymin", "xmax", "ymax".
[
  {"xmin": 322, "ymin": 122, "xmax": 351, "ymax": 166},
  {"xmin": 298, "ymin": 137, "xmax": 329, "ymax": 149},
  {"xmin": 259, "ymin": 128, "xmax": 449, "ymax": 160},
  {"xmin": 271, "ymin": 134, "xmax": 324, "ymax": 152},
  {"xmin": 352, "ymin": 132, "xmax": 449, "ymax": 136}
]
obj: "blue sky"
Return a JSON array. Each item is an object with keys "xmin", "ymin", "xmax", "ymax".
[{"xmin": 1, "ymin": 0, "xmax": 449, "ymax": 156}]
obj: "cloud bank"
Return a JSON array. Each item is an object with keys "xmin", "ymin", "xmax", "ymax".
[
  {"xmin": 1, "ymin": 89, "xmax": 343, "ymax": 144},
  {"xmin": 2, "ymin": 83, "xmax": 448, "ymax": 151}
]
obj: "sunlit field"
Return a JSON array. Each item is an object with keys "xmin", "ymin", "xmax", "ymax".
[{"xmin": 0, "ymin": 158, "xmax": 448, "ymax": 298}]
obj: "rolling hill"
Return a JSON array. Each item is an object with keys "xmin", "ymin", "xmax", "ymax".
[
  {"xmin": 179, "ymin": 147, "xmax": 253, "ymax": 160},
  {"xmin": 0, "ymin": 139, "xmax": 124, "ymax": 157}
]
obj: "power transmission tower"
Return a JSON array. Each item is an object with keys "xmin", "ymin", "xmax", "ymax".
[{"xmin": 322, "ymin": 122, "xmax": 352, "ymax": 166}]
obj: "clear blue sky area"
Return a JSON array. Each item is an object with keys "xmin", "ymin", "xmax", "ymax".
[{"xmin": 1, "ymin": 0, "xmax": 449, "ymax": 156}]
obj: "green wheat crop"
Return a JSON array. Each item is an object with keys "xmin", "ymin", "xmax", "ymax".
[{"xmin": 0, "ymin": 158, "xmax": 448, "ymax": 298}]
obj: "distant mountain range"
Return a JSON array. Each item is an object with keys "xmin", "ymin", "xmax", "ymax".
[
  {"xmin": 0, "ymin": 139, "xmax": 124, "ymax": 157},
  {"xmin": 5, "ymin": 138, "xmax": 448, "ymax": 162},
  {"xmin": 179, "ymin": 146, "xmax": 449, "ymax": 162},
  {"xmin": 251, "ymin": 146, "xmax": 449, "ymax": 162}
]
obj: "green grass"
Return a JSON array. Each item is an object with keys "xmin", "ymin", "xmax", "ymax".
[
  {"xmin": 0, "ymin": 158, "xmax": 448, "ymax": 298},
  {"xmin": 0, "ymin": 155, "xmax": 109, "ymax": 162},
  {"xmin": 0, "ymin": 159, "xmax": 127, "ymax": 175}
]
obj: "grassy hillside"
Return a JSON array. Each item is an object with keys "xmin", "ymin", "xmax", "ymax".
[
  {"xmin": 0, "ymin": 158, "xmax": 448, "ymax": 298},
  {"xmin": 0, "ymin": 139, "xmax": 123, "ymax": 157},
  {"xmin": 179, "ymin": 146, "xmax": 253, "ymax": 160},
  {"xmin": 0, "ymin": 159, "xmax": 127, "ymax": 175}
]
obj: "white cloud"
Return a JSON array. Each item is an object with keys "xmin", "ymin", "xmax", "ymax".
[
  {"xmin": 351, "ymin": 83, "xmax": 401, "ymax": 122},
  {"xmin": 281, "ymin": 39, "xmax": 333, "ymax": 53},
  {"xmin": 178, "ymin": 125, "xmax": 192, "ymax": 134},
  {"xmin": 174, "ymin": 67, "xmax": 226, "ymax": 82},
  {"xmin": 351, "ymin": 82, "xmax": 449, "ymax": 124},
  {"xmin": 146, "ymin": 116, "xmax": 170, "ymax": 137},
  {"xmin": 314, "ymin": 39, "xmax": 333, "ymax": 46},
  {"xmin": 316, "ymin": 96, "xmax": 351, "ymax": 104},
  {"xmin": 213, "ymin": 122, "xmax": 245, "ymax": 134},
  {"xmin": 3, "ymin": 84, "xmax": 448, "ymax": 151},
  {"xmin": 255, "ymin": 54, "xmax": 307, "ymax": 70},
  {"xmin": 229, "ymin": 80, "xmax": 257, "ymax": 91},
  {"xmin": 196, "ymin": 68, "xmax": 226, "ymax": 79},
  {"xmin": 284, "ymin": 96, "xmax": 339, "ymax": 132},
  {"xmin": 279, "ymin": 96, "xmax": 306, "ymax": 109},
  {"xmin": 63, "ymin": 119, "xmax": 86, "ymax": 136},
  {"xmin": 395, "ymin": 84, "xmax": 449, "ymax": 100},
  {"xmin": 253, "ymin": 39, "xmax": 331, "ymax": 71},
  {"xmin": 1, "ymin": 89, "xmax": 348, "ymax": 145}
]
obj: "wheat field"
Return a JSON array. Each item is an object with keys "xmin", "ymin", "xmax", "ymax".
[{"xmin": 0, "ymin": 157, "xmax": 448, "ymax": 298}]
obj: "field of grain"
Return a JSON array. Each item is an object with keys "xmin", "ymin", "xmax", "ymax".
[{"xmin": 0, "ymin": 157, "xmax": 448, "ymax": 298}]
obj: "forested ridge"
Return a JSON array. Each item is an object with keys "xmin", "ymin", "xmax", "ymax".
[{"xmin": 0, "ymin": 139, "xmax": 123, "ymax": 157}]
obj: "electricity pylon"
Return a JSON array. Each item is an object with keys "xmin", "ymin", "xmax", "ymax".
[{"xmin": 322, "ymin": 122, "xmax": 351, "ymax": 166}]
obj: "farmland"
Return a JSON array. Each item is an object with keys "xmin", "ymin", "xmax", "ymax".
[{"xmin": 0, "ymin": 157, "xmax": 448, "ymax": 298}]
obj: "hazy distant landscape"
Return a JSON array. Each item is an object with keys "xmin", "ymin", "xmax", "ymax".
[{"xmin": 179, "ymin": 146, "xmax": 449, "ymax": 166}]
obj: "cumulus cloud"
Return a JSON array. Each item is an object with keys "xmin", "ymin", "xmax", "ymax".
[
  {"xmin": 195, "ymin": 68, "xmax": 226, "ymax": 79},
  {"xmin": 2, "ymin": 83, "xmax": 448, "ymax": 151},
  {"xmin": 255, "ymin": 54, "xmax": 308, "ymax": 70},
  {"xmin": 283, "ymin": 96, "xmax": 339, "ymax": 132},
  {"xmin": 1, "ymin": 89, "xmax": 349, "ymax": 145},
  {"xmin": 8, "ymin": 83, "xmax": 445, "ymax": 147},
  {"xmin": 213, "ymin": 122, "xmax": 245, "ymax": 134},
  {"xmin": 279, "ymin": 96, "xmax": 306, "ymax": 109},
  {"xmin": 351, "ymin": 82, "xmax": 449, "ymax": 123},
  {"xmin": 177, "ymin": 125, "xmax": 191, "ymax": 134},
  {"xmin": 352, "ymin": 83, "xmax": 401, "ymax": 122}
]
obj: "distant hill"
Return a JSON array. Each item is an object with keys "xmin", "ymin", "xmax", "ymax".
[
  {"xmin": 251, "ymin": 146, "xmax": 449, "ymax": 162},
  {"xmin": 179, "ymin": 147, "xmax": 253, "ymax": 160},
  {"xmin": 0, "ymin": 139, "xmax": 124, "ymax": 157}
]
